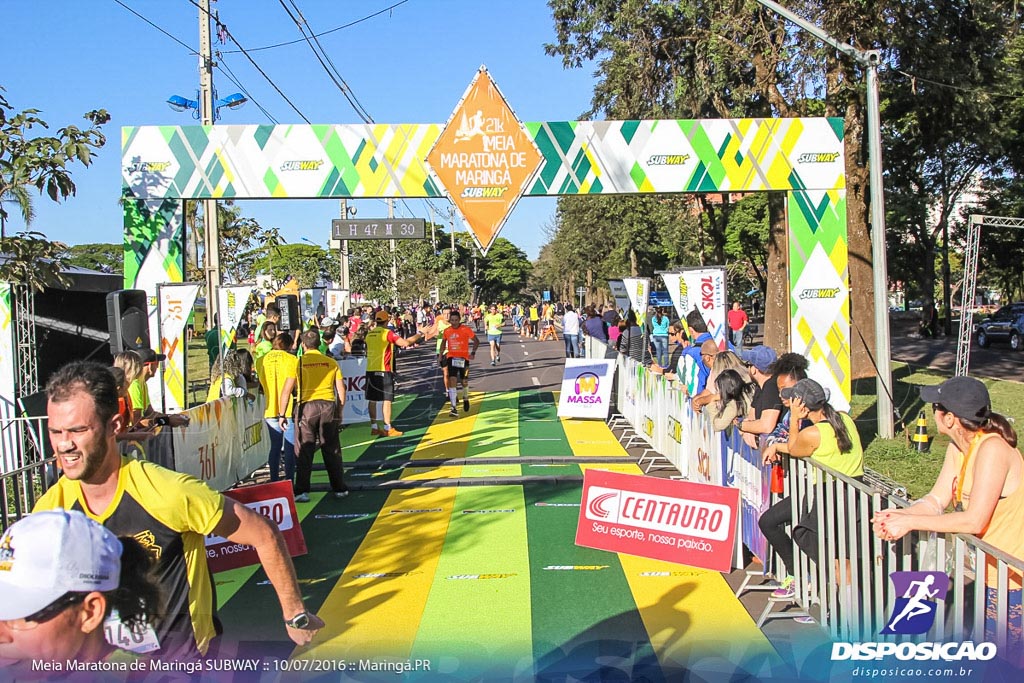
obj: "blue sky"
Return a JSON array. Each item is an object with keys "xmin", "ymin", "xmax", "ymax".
[{"xmin": 1, "ymin": 0, "xmax": 598, "ymax": 259}]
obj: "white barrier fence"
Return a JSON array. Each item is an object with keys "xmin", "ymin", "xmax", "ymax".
[{"xmin": 588, "ymin": 336, "xmax": 1024, "ymax": 652}]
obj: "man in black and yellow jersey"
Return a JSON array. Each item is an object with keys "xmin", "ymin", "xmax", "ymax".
[
  {"xmin": 365, "ymin": 309, "xmax": 433, "ymax": 437},
  {"xmin": 278, "ymin": 329, "xmax": 348, "ymax": 503},
  {"xmin": 36, "ymin": 361, "xmax": 324, "ymax": 661}
]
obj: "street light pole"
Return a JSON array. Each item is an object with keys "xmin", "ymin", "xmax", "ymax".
[
  {"xmin": 197, "ymin": 0, "xmax": 220, "ymax": 325},
  {"xmin": 753, "ymin": 0, "xmax": 893, "ymax": 438},
  {"xmin": 339, "ymin": 200, "xmax": 353, "ymax": 312},
  {"xmin": 388, "ymin": 199, "xmax": 398, "ymax": 305}
]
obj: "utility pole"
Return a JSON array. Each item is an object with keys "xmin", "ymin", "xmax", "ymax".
[
  {"xmin": 198, "ymin": 0, "xmax": 220, "ymax": 324},
  {"xmin": 388, "ymin": 199, "xmax": 398, "ymax": 305},
  {"xmin": 754, "ymin": 0, "xmax": 893, "ymax": 438},
  {"xmin": 339, "ymin": 199, "xmax": 352, "ymax": 312}
]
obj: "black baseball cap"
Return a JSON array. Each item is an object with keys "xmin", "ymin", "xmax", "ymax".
[
  {"xmin": 780, "ymin": 378, "xmax": 828, "ymax": 410},
  {"xmin": 136, "ymin": 348, "xmax": 166, "ymax": 363},
  {"xmin": 919, "ymin": 376, "xmax": 991, "ymax": 422}
]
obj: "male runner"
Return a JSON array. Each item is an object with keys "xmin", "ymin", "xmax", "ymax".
[
  {"xmin": 438, "ymin": 309, "xmax": 479, "ymax": 416},
  {"xmin": 484, "ymin": 303, "xmax": 504, "ymax": 366},
  {"xmin": 434, "ymin": 305, "xmax": 452, "ymax": 393}
]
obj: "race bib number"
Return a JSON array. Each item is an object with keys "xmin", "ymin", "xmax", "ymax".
[
  {"xmin": 104, "ymin": 610, "xmax": 161, "ymax": 654},
  {"xmin": 450, "ymin": 357, "xmax": 467, "ymax": 369}
]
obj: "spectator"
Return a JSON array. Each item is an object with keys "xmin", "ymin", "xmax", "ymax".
[
  {"xmin": 872, "ymin": 377, "xmax": 1024, "ymax": 648},
  {"xmin": 649, "ymin": 322, "xmax": 688, "ymax": 377},
  {"xmin": 615, "ymin": 309, "xmax": 644, "ymax": 364},
  {"xmin": 606, "ymin": 310, "xmax": 622, "ymax": 347},
  {"xmin": 650, "ymin": 308, "xmax": 671, "ymax": 368},
  {"xmin": 583, "ymin": 306, "xmax": 609, "ymax": 344},
  {"xmin": 253, "ymin": 321, "xmax": 278, "ymax": 366},
  {"xmin": 692, "ymin": 350, "xmax": 750, "ymax": 411},
  {"xmin": 279, "ymin": 330, "xmax": 348, "ymax": 503},
  {"xmin": 562, "ymin": 304, "xmax": 582, "ymax": 358},
  {"xmin": 36, "ymin": 362, "xmax": 324, "ymax": 659},
  {"xmin": 679, "ymin": 310, "xmax": 734, "ymax": 395},
  {"xmin": 735, "ymin": 345, "xmax": 782, "ymax": 448},
  {"xmin": 114, "ymin": 349, "xmax": 189, "ymax": 429},
  {"xmin": 259, "ymin": 333, "xmax": 297, "ymax": 484},
  {"xmin": 759, "ymin": 378, "xmax": 863, "ymax": 603},
  {"xmin": 728, "ymin": 301, "xmax": 749, "ymax": 352},
  {"xmin": 762, "ymin": 354, "xmax": 811, "ymax": 445},
  {"xmin": 206, "ymin": 350, "xmax": 247, "ymax": 402},
  {"xmin": 710, "ymin": 369, "xmax": 756, "ymax": 432},
  {"xmin": 0, "ymin": 509, "xmax": 162, "ymax": 666}
]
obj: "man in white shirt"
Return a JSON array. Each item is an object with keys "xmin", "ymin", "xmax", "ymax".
[{"xmin": 562, "ymin": 304, "xmax": 582, "ymax": 358}]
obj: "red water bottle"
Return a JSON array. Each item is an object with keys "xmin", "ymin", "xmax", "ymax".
[{"xmin": 771, "ymin": 463, "xmax": 785, "ymax": 494}]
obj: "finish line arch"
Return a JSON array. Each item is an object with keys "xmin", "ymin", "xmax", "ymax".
[{"xmin": 122, "ymin": 80, "xmax": 849, "ymax": 414}]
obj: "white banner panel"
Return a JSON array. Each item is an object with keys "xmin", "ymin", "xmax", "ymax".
[
  {"xmin": 173, "ymin": 394, "xmax": 268, "ymax": 491},
  {"xmin": 557, "ymin": 359, "xmax": 616, "ymax": 419},
  {"xmin": 680, "ymin": 269, "xmax": 728, "ymax": 349},
  {"xmin": 325, "ymin": 289, "xmax": 349, "ymax": 319},
  {"xmin": 607, "ymin": 279, "xmax": 631, "ymax": 314},
  {"xmin": 659, "ymin": 272, "xmax": 687, "ymax": 321},
  {"xmin": 218, "ymin": 285, "xmax": 253, "ymax": 351},
  {"xmin": 299, "ymin": 288, "xmax": 325, "ymax": 325},
  {"xmin": 157, "ymin": 283, "xmax": 200, "ymax": 413},
  {"xmin": 339, "ymin": 356, "xmax": 369, "ymax": 424},
  {"xmin": 622, "ymin": 277, "xmax": 650, "ymax": 327},
  {"xmin": 0, "ymin": 285, "xmax": 17, "ymax": 473}
]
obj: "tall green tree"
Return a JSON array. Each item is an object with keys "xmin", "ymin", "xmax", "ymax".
[{"xmin": 64, "ymin": 242, "xmax": 123, "ymax": 274}]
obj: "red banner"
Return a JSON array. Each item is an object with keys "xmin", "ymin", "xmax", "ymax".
[
  {"xmin": 575, "ymin": 470, "xmax": 739, "ymax": 573},
  {"xmin": 205, "ymin": 481, "xmax": 307, "ymax": 573}
]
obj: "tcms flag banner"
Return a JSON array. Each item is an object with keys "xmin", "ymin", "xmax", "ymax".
[
  {"xmin": 157, "ymin": 283, "xmax": 200, "ymax": 413},
  {"xmin": 622, "ymin": 278, "xmax": 650, "ymax": 326},
  {"xmin": 218, "ymin": 285, "xmax": 253, "ymax": 351},
  {"xmin": 557, "ymin": 359, "xmax": 616, "ymax": 419}
]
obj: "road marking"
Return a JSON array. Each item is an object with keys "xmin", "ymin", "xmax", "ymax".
[
  {"xmin": 531, "ymin": 377, "xmax": 540, "ymax": 386},
  {"xmin": 522, "ymin": 351, "xmax": 529, "ymax": 356},
  {"xmin": 526, "ymin": 362, "xmax": 534, "ymax": 367}
]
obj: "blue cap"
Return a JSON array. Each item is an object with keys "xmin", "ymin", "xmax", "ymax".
[{"xmin": 741, "ymin": 345, "xmax": 777, "ymax": 374}]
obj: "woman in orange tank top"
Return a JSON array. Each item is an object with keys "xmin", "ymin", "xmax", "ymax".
[{"xmin": 872, "ymin": 376, "xmax": 1024, "ymax": 653}]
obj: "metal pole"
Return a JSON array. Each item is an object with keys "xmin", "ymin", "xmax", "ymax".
[
  {"xmin": 753, "ymin": 0, "xmax": 893, "ymax": 437},
  {"xmin": 198, "ymin": 0, "xmax": 220, "ymax": 324},
  {"xmin": 339, "ymin": 199, "xmax": 351, "ymax": 312},
  {"xmin": 388, "ymin": 199, "xmax": 398, "ymax": 305}
]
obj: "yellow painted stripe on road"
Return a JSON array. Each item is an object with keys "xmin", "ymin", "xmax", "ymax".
[{"xmin": 561, "ymin": 417, "xmax": 629, "ymax": 456}]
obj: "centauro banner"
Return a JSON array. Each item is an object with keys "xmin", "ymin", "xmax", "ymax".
[
  {"xmin": 157, "ymin": 283, "xmax": 200, "ymax": 412},
  {"xmin": 557, "ymin": 359, "xmax": 616, "ymax": 419}
]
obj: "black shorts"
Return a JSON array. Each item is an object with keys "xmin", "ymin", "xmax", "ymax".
[
  {"xmin": 366, "ymin": 371, "xmax": 395, "ymax": 402},
  {"xmin": 445, "ymin": 357, "xmax": 470, "ymax": 380}
]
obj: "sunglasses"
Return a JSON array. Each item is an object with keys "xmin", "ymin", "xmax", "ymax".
[{"xmin": 1, "ymin": 592, "xmax": 88, "ymax": 632}]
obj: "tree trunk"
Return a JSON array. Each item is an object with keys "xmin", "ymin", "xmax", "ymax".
[
  {"xmin": 629, "ymin": 247, "xmax": 638, "ymax": 276},
  {"xmin": 764, "ymin": 193, "xmax": 789, "ymax": 351}
]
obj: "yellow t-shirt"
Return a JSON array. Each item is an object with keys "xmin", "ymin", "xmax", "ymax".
[
  {"xmin": 297, "ymin": 349, "xmax": 340, "ymax": 402},
  {"xmin": 35, "ymin": 457, "xmax": 225, "ymax": 657},
  {"xmin": 812, "ymin": 412, "xmax": 864, "ymax": 478},
  {"xmin": 127, "ymin": 378, "xmax": 150, "ymax": 415},
  {"xmin": 435, "ymin": 319, "xmax": 451, "ymax": 353},
  {"xmin": 259, "ymin": 349, "xmax": 298, "ymax": 418},
  {"xmin": 485, "ymin": 312, "xmax": 504, "ymax": 335}
]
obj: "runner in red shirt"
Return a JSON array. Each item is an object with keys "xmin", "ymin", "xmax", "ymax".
[{"xmin": 438, "ymin": 309, "xmax": 479, "ymax": 416}]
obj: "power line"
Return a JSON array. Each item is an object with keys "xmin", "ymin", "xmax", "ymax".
[
  {"xmin": 185, "ymin": 0, "xmax": 311, "ymax": 124},
  {"xmin": 221, "ymin": 0, "xmax": 411, "ymax": 54},
  {"xmin": 216, "ymin": 55, "xmax": 279, "ymax": 124},
  {"xmin": 111, "ymin": 0, "xmax": 195, "ymax": 53}
]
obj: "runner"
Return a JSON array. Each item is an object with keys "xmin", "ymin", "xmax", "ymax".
[
  {"xmin": 365, "ymin": 309, "xmax": 429, "ymax": 437},
  {"xmin": 438, "ymin": 309, "xmax": 479, "ymax": 417},
  {"xmin": 434, "ymin": 305, "xmax": 452, "ymax": 392},
  {"xmin": 485, "ymin": 303, "xmax": 504, "ymax": 366}
]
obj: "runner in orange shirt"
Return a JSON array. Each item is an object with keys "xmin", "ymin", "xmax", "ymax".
[{"xmin": 438, "ymin": 309, "xmax": 479, "ymax": 417}]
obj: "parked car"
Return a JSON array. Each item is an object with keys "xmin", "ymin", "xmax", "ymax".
[{"xmin": 974, "ymin": 302, "xmax": 1024, "ymax": 350}]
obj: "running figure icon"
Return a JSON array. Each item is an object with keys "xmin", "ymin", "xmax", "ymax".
[{"xmin": 887, "ymin": 574, "xmax": 939, "ymax": 631}]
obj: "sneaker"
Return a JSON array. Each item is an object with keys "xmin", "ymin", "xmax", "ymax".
[
  {"xmin": 333, "ymin": 491, "xmax": 349, "ymax": 499},
  {"xmin": 463, "ymin": 395, "xmax": 470, "ymax": 413},
  {"xmin": 294, "ymin": 493, "xmax": 311, "ymax": 503},
  {"xmin": 449, "ymin": 407, "xmax": 458, "ymax": 417},
  {"xmin": 496, "ymin": 356, "xmax": 500, "ymax": 364},
  {"xmin": 490, "ymin": 360, "xmax": 496, "ymax": 366},
  {"xmin": 370, "ymin": 428, "xmax": 385, "ymax": 436},
  {"xmin": 772, "ymin": 576, "xmax": 795, "ymax": 599},
  {"xmin": 383, "ymin": 427, "xmax": 404, "ymax": 437}
]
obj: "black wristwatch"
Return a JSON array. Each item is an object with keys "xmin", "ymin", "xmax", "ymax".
[{"xmin": 285, "ymin": 611, "xmax": 312, "ymax": 629}]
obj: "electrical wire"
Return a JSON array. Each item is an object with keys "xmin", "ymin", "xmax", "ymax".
[
  {"xmin": 216, "ymin": 55, "xmax": 279, "ymax": 124},
  {"xmin": 221, "ymin": 0, "xmax": 411, "ymax": 54},
  {"xmin": 111, "ymin": 0, "xmax": 195, "ymax": 53}
]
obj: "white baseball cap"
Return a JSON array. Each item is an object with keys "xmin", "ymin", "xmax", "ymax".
[{"xmin": 0, "ymin": 509, "xmax": 122, "ymax": 620}]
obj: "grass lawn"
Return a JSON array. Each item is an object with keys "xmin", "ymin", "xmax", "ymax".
[{"xmin": 852, "ymin": 362, "xmax": 1024, "ymax": 499}]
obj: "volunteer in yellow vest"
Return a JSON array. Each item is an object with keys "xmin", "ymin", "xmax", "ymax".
[
  {"xmin": 278, "ymin": 329, "xmax": 347, "ymax": 502},
  {"xmin": 873, "ymin": 376, "xmax": 1024, "ymax": 647},
  {"xmin": 484, "ymin": 304, "xmax": 504, "ymax": 366},
  {"xmin": 365, "ymin": 309, "xmax": 429, "ymax": 437},
  {"xmin": 258, "ymin": 332, "xmax": 298, "ymax": 483},
  {"xmin": 528, "ymin": 303, "xmax": 540, "ymax": 339},
  {"xmin": 35, "ymin": 361, "xmax": 324, "ymax": 661}
]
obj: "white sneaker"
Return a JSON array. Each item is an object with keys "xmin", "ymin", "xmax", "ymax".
[
  {"xmin": 294, "ymin": 493, "xmax": 310, "ymax": 503},
  {"xmin": 333, "ymin": 491, "xmax": 349, "ymax": 499}
]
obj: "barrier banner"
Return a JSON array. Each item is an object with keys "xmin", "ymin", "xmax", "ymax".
[
  {"xmin": 340, "ymin": 356, "xmax": 370, "ymax": 424},
  {"xmin": 205, "ymin": 481, "xmax": 307, "ymax": 573},
  {"xmin": 325, "ymin": 289, "xmax": 348, "ymax": 319},
  {"xmin": 557, "ymin": 359, "xmax": 615, "ymax": 419},
  {"xmin": 659, "ymin": 272, "xmax": 688, "ymax": 321},
  {"xmin": 680, "ymin": 268, "xmax": 728, "ymax": 349},
  {"xmin": 723, "ymin": 427, "xmax": 771, "ymax": 562},
  {"xmin": 157, "ymin": 283, "xmax": 200, "ymax": 412},
  {"xmin": 0, "ymin": 285, "xmax": 17, "ymax": 473},
  {"xmin": 607, "ymin": 279, "xmax": 632, "ymax": 315},
  {"xmin": 576, "ymin": 469, "xmax": 739, "ymax": 573},
  {"xmin": 172, "ymin": 394, "xmax": 267, "ymax": 491},
  {"xmin": 622, "ymin": 277, "xmax": 650, "ymax": 326},
  {"xmin": 688, "ymin": 403, "xmax": 721, "ymax": 486},
  {"xmin": 218, "ymin": 285, "xmax": 253, "ymax": 351},
  {"xmin": 299, "ymin": 288, "xmax": 325, "ymax": 325}
]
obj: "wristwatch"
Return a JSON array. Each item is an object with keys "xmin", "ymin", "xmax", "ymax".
[{"xmin": 285, "ymin": 611, "xmax": 312, "ymax": 629}]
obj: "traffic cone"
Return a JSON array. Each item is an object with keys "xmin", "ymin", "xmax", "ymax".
[{"xmin": 911, "ymin": 410, "xmax": 931, "ymax": 452}]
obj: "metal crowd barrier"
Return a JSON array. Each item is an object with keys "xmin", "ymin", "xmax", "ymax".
[
  {"xmin": 1, "ymin": 414, "xmax": 55, "ymax": 531},
  {"xmin": 586, "ymin": 331, "xmax": 1024, "ymax": 653}
]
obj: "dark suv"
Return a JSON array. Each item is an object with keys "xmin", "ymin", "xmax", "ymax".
[{"xmin": 974, "ymin": 302, "xmax": 1024, "ymax": 350}]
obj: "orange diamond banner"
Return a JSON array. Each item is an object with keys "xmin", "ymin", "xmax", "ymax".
[{"xmin": 426, "ymin": 67, "xmax": 542, "ymax": 255}]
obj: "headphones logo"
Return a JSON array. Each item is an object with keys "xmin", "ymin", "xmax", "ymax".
[{"xmin": 575, "ymin": 372, "xmax": 599, "ymax": 396}]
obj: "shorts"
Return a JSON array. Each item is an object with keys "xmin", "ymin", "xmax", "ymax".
[
  {"xmin": 366, "ymin": 371, "xmax": 395, "ymax": 402},
  {"xmin": 487, "ymin": 333, "xmax": 502, "ymax": 343},
  {"xmin": 445, "ymin": 356, "xmax": 470, "ymax": 380}
]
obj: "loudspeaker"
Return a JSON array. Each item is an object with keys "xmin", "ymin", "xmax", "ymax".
[
  {"xmin": 106, "ymin": 289, "xmax": 150, "ymax": 355},
  {"xmin": 276, "ymin": 295, "xmax": 301, "ymax": 332}
]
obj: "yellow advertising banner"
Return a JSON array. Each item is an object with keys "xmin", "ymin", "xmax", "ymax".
[{"xmin": 426, "ymin": 67, "xmax": 542, "ymax": 255}]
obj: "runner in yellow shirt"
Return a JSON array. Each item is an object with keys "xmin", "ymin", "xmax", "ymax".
[{"xmin": 484, "ymin": 304, "xmax": 505, "ymax": 366}]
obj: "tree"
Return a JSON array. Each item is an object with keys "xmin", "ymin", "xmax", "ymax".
[
  {"xmin": 475, "ymin": 237, "xmax": 532, "ymax": 302},
  {"xmin": 0, "ymin": 86, "xmax": 109, "ymax": 290},
  {"xmin": 64, "ymin": 242, "xmax": 123, "ymax": 274}
]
